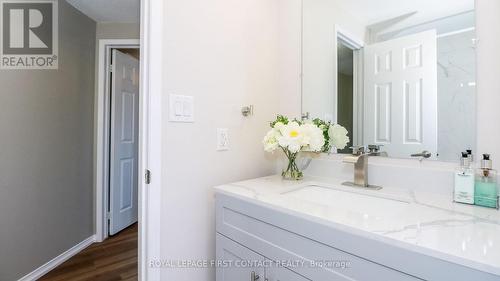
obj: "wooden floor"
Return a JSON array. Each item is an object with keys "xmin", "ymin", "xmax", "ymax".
[{"xmin": 39, "ymin": 224, "xmax": 138, "ymax": 281}]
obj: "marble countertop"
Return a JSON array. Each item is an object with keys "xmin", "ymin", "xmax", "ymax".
[{"xmin": 214, "ymin": 175, "xmax": 500, "ymax": 276}]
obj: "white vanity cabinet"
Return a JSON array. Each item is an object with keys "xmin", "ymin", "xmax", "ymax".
[{"xmin": 215, "ymin": 189, "xmax": 500, "ymax": 281}]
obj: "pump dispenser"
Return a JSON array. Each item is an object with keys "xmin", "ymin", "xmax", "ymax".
[
  {"xmin": 474, "ymin": 154, "xmax": 499, "ymax": 208},
  {"xmin": 454, "ymin": 152, "xmax": 475, "ymax": 204},
  {"xmin": 466, "ymin": 149, "xmax": 473, "ymax": 163}
]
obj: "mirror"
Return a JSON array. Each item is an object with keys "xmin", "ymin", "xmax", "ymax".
[{"xmin": 302, "ymin": 0, "xmax": 476, "ymax": 161}]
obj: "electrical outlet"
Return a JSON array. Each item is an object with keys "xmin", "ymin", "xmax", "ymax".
[{"xmin": 216, "ymin": 128, "xmax": 229, "ymax": 151}]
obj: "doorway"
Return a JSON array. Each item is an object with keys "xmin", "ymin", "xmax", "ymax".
[
  {"xmin": 334, "ymin": 26, "xmax": 364, "ymax": 149},
  {"xmin": 337, "ymin": 39, "xmax": 355, "ymax": 153},
  {"xmin": 96, "ymin": 40, "xmax": 140, "ymax": 241}
]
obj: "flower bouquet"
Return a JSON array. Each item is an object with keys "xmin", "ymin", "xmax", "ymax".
[{"xmin": 263, "ymin": 115, "xmax": 349, "ymax": 180}]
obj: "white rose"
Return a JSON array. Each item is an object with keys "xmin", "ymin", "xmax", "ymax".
[
  {"xmin": 329, "ymin": 124, "xmax": 349, "ymax": 150},
  {"xmin": 301, "ymin": 123, "xmax": 325, "ymax": 152},
  {"xmin": 262, "ymin": 128, "xmax": 280, "ymax": 152}
]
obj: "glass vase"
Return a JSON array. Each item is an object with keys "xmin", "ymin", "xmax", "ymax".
[{"xmin": 282, "ymin": 149, "xmax": 303, "ymax": 180}]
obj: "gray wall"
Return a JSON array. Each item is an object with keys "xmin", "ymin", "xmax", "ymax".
[
  {"xmin": 96, "ymin": 22, "xmax": 140, "ymax": 40},
  {"xmin": 0, "ymin": 2, "xmax": 96, "ymax": 280}
]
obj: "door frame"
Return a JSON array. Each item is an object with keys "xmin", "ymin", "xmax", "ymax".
[
  {"xmin": 138, "ymin": 1, "xmax": 163, "ymax": 280},
  {"xmin": 94, "ymin": 1, "xmax": 163, "ymax": 280},
  {"xmin": 334, "ymin": 25, "xmax": 364, "ymax": 146},
  {"xmin": 95, "ymin": 39, "xmax": 139, "ymax": 244}
]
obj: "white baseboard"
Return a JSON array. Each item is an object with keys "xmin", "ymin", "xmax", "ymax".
[{"xmin": 18, "ymin": 235, "xmax": 96, "ymax": 281}]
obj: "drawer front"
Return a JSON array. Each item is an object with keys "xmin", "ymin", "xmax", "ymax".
[{"xmin": 217, "ymin": 234, "xmax": 313, "ymax": 281}]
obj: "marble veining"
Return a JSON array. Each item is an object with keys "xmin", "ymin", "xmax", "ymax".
[
  {"xmin": 437, "ymin": 29, "xmax": 476, "ymax": 161},
  {"xmin": 215, "ymin": 175, "xmax": 500, "ymax": 276}
]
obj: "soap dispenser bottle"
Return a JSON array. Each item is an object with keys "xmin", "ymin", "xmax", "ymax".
[
  {"xmin": 466, "ymin": 149, "xmax": 474, "ymax": 163},
  {"xmin": 454, "ymin": 152, "xmax": 475, "ymax": 204},
  {"xmin": 474, "ymin": 154, "xmax": 499, "ymax": 209}
]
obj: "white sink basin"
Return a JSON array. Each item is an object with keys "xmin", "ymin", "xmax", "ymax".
[{"xmin": 281, "ymin": 184, "xmax": 412, "ymax": 220}]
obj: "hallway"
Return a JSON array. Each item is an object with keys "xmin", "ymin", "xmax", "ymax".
[{"xmin": 39, "ymin": 224, "xmax": 138, "ymax": 281}]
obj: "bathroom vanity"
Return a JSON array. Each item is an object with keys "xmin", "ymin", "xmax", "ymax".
[
  {"xmin": 215, "ymin": 175, "xmax": 500, "ymax": 281},
  {"xmin": 214, "ymin": 0, "xmax": 498, "ymax": 279}
]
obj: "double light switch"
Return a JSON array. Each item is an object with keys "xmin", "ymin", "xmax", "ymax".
[{"xmin": 169, "ymin": 94, "xmax": 194, "ymax": 122}]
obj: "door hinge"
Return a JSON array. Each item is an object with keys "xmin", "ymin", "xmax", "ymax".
[
  {"xmin": 108, "ymin": 64, "xmax": 113, "ymax": 73},
  {"xmin": 106, "ymin": 212, "xmax": 111, "ymax": 220},
  {"xmin": 145, "ymin": 169, "xmax": 151, "ymax": 184}
]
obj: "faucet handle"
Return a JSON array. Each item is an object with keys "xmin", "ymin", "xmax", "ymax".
[
  {"xmin": 350, "ymin": 146, "xmax": 366, "ymax": 155},
  {"xmin": 368, "ymin": 144, "xmax": 383, "ymax": 153},
  {"xmin": 411, "ymin": 150, "xmax": 432, "ymax": 159}
]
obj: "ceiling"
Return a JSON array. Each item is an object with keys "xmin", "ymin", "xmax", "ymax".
[
  {"xmin": 66, "ymin": 0, "xmax": 140, "ymax": 23},
  {"xmin": 337, "ymin": 0, "xmax": 474, "ymax": 31}
]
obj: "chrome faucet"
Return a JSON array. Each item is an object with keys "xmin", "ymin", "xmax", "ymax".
[
  {"xmin": 367, "ymin": 144, "xmax": 388, "ymax": 157},
  {"xmin": 342, "ymin": 146, "xmax": 383, "ymax": 190}
]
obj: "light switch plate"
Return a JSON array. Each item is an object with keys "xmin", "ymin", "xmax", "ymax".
[
  {"xmin": 216, "ymin": 128, "xmax": 229, "ymax": 151},
  {"xmin": 169, "ymin": 94, "xmax": 194, "ymax": 122}
]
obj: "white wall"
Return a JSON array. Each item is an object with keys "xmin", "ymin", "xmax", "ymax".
[
  {"xmin": 476, "ymin": 0, "xmax": 500, "ymax": 170},
  {"xmin": 159, "ymin": 0, "xmax": 289, "ymax": 280},
  {"xmin": 302, "ymin": 0, "xmax": 366, "ymax": 121},
  {"xmin": 276, "ymin": 0, "xmax": 303, "ymax": 117}
]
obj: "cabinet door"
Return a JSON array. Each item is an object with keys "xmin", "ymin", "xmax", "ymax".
[
  {"xmin": 266, "ymin": 265, "xmax": 311, "ymax": 281},
  {"xmin": 216, "ymin": 234, "xmax": 265, "ymax": 281}
]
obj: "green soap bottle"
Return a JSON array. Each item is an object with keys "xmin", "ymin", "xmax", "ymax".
[{"xmin": 474, "ymin": 154, "xmax": 499, "ymax": 209}]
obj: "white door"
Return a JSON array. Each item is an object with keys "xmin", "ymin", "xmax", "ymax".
[
  {"xmin": 109, "ymin": 50, "xmax": 139, "ymax": 235},
  {"xmin": 363, "ymin": 30, "xmax": 437, "ymax": 158}
]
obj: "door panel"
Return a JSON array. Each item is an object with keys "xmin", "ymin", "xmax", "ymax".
[
  {"xmin": 364, "ymin": 30, "xmax": 437, "ymax": 158},
  {"xmin": 404, "ymin": 79, "xmax": 423, "ymax": 143},
  {"xmin": 375, "ymin": 83, "xmax": 391, "ymax": 143},
  {"xmin": 110, "ymin": 49, "xmax": 139, "ymax": 235}
]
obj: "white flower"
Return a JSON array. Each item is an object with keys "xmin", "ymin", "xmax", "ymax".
[
  {"xmin": 263, "ymin": 117, "xmax": 350, "ymax": 156},
  {"xmin": 277, "ymin": 121, "xmax": 303, "ymax": 153},
  {"xmin": 262, "ymin": 128, "xmax": 280, "ymax": 152},
  {"xmin": 274, "ymin": 122, "xmax": 285, "ymax": 131},
  {"xmin": 301, "ymin": 123, "xmax": 325, "ymax": 152},
  {"xmin": 329, "ymin": 124, "xmax": 349, "ymax": 150}
]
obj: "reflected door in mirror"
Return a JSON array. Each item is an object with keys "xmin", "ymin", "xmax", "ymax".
[{"xmin": 363, "ymin": 30, "xmax": 438, "ymax": 159}]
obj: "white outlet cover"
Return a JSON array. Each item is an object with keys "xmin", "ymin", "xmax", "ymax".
[
  {"xmin": 216, "ymin": 128, "xmax": 229, "ymax": 151},
  {"xmin": 169, "ymin": 94, "xmax": 194, "ymax": 122}
]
